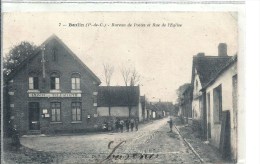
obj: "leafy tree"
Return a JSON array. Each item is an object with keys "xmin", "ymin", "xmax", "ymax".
[
  {"xmin": 176, "ymin": 83, "xmax": 191, "ymax": 105},
  {"xmin": 4, "ymin": 41, "xmax": 39, "ymax": 76}
]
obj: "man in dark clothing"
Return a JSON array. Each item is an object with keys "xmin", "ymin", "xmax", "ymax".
[
  {"xmin": 125, "ymin": 119, "xmax": 130, "ymax": 132},
  {"xmin": 130, "ymin": 118, "xmax": 135, "ymax": 132},
  {"xmin": 168, "ymin": 118, "xmax": 173, "ymax": 132},
  {"xmin": 135, "ymin": 118, "xmax": 139, "ymax": 131},
  {"xmin": 115, "ymin": 119, "xmax": 120, "ymax": 132}
]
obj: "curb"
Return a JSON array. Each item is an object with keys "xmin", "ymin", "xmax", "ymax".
[{"xmin": 174, "ymin": 125, "xmax": 204, "ymax": 163}]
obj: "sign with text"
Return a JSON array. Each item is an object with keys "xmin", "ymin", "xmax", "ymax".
[{"xmin": 29, "ymin": 93, "xmax": 81, "ymax": 98}]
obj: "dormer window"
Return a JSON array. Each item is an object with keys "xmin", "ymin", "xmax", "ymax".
[
  {"xmin": 29, "ymin": 77, "xmax": 39, "ymax": 90},
  {"xmin": 71, "ymin": 73, "xmax": 80, "ymax": 90},
  {"xmin": 50, "ymin": 72, "xmax": 60, "ymax": 90}
]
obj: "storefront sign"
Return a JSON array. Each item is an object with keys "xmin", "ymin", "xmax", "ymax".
[{"xmin": 29, "ymin": 93, "xmax": 81, "ymax": 98}]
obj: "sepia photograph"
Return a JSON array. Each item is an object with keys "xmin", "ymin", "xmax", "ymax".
[{"xmin": 1, "ymin": 9, "xmax": 244, "ymax": 163}]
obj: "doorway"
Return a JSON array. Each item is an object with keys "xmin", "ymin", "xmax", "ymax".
[{"xmin": 29, "ymin": 102, "xmax": 40, "ymax": 130}]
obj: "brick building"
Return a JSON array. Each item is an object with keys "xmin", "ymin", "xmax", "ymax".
[{"xmin": 5, "ymin": 35, "xmax": 102, "ymax": 134}]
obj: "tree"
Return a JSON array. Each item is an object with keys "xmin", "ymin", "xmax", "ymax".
[
  {"xmin": 102, "ymin": 63, "xmax": 114, "ymax": 116},
  {"xmin": 4, "ymin": 41, "xmax": 39, "ymax": 76},
  {"xmin": 176, "ymin": 83, "xmax": 191, "ymax": 105},
  {"xmin": 120, "ymin": 65, "xmax": 141, "ymax": 117},
  {"xmin": 103, "ymin": 63, "xmax": 114, "ymax": 86},
  {"xmin": 120, "ymin": 66, "xmax": 140, "ymax": 86}
]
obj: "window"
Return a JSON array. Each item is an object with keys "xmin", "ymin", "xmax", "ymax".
[
  {"xmin": 213, "ymin": 85, "xmax": 222, "ymax": 123},
  {"xmin": 29, "ymin": 77, "xmax": 39, "ymax": 90},
  {"xmin": 71, "ymin": 74, "xmax": 80, "ymax": 90},
  {"xmin": 50, "ymin": 73, "xmax": 60, "ymax": 90},
  {"xmin": 51, "ymin": 102, "xmax": 61, "ymax": 122},
  {"xmin": 72, "ymin": 102, "xmax": 81, "ymax": 121},
  {"xmin": 52, "ymin": 48, "xmax": 58, "ymax": 62}
]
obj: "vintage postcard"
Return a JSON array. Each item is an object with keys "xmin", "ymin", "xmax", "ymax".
[{"xmin": 1, "ymin": 1, "xmax": 246, "ymax": 164}]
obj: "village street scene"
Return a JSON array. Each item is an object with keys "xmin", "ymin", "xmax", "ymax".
[{"xmin": 2, "ymin": 12, "xmax": 240, "ymax": 163}]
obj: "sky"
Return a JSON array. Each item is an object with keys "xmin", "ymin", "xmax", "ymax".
[{"xmin": 3, "ymin": 12, "xmax": 238, "ymax": 103}]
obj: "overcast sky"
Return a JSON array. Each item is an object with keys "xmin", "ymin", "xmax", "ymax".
[{"xmin": 3, "ymin": 12, "xmax": 238, "ymax": 103}]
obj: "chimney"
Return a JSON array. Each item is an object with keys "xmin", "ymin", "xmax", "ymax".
[
  {"xmin": 197, "ymin": 52, "xmax": 205, "ymax": 57},
  {"xmin": 218, "ymin": 43, "xmax": 227, "ymax": 56}
]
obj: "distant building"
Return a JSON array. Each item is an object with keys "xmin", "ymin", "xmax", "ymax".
[
  {"xmin": 97, "ymin": 86, "xmax": 143, "ymax": 121},
  {"xmin": 4, "ymin": 35, "xmax": 101, "ymax": 135}
]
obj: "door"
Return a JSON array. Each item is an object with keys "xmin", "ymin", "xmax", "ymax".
[{"xmin": 29, "ymin": 102, "xmax": 40, "ymax": 130}]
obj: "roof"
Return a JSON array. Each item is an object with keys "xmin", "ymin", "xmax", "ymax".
[
  {"xmin": 6, "ymin": 34, "xmax": 101, "ymax": 84},
  {"xmin": 201, "ymin": 54, "xmax": 237, "ymax": 90},
  {"xmin": 191, "ymin": 55, "xmax": 232, "ymax": 87},
  {"xmin": 97, "ymin": 86, "xmax": 140, "ymax": 107}
]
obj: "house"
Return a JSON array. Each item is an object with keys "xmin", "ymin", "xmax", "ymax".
[
  {"xmin": 4, "ymin": 34, "xmax": 101, "ymax": 135},
  {"xmin": 96, "ymin": 86, "xmax": 143, "ymax": 121},
  {"xmin": 201, "ymin": 55, "xmax": 238, "ymax": 161},
  {"xmin": 191, "ymin": 43, "xmax": 233, "ymax": 138}
]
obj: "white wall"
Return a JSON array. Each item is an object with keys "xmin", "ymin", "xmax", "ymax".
[
  {"xmin": 206, "ymin": 62, "xmax": 237, "ymax": 160},
  {"xmin": 192, "ymin": 71, "xmax": 203, "ymax": 121},
  {"xmin": 97, "ymin": 107, "xmax": 109, "ymax": 116}
]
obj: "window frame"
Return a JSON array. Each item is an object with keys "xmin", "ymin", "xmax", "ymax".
[
  {"xmin": 71, "ymin": 73, "xmax": 81, "ymax": 90},
  {"xmin": 28, "ymin": 76, "xmax": 39, "ymax": 90},
  {"xmin": 50, "ymin": 72, "xmax": 60, "ymax": 90},
  {"xmin": 71, "ymin": 102, "xmax": 82, "ymax": 122},
  {"xmin": 51, "ymin": 102, "xmax": 61, "ymax": 122}
]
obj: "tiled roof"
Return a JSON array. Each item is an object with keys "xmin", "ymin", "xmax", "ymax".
[
  {"xmin": 201, "ymin": 54, "xmax": 237, "ymax": 90},
  {"xmin": 97, "ymin": 86, "xmax": 140, "ymax": 107},
  {"xmin": 191, "ymin": 56, "xmax": 232, "ymax": 87}
]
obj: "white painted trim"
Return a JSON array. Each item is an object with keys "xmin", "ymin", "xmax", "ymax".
[
  {"xmin": 27, "ymin": 90, "xmax": 40, "ymax": 93},
  {"xmin": 50, "ymin": 90, "xmax": 61, "ymax": 93},
  {"xmin": 71, "ymin": 90, "xmax": 82, "ymax": 93},
  {"xmin": 8, "ymin": 92, "xmax": 14, "ymax": 95}
]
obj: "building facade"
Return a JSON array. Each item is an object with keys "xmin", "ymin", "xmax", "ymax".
[
  {"xmin": 202, "ymin": 55, "xmax": 238, "ymax": 161},
  {"xmin": 191, "ymin": 43, "xmax": 232, "ymax": 138},
  {"xmin": 5, "ymin": 35, "xmax": 101, "ymax": 134}
]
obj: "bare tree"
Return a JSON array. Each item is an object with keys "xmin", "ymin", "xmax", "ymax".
[
  {"xmin": 120, "ymin": 65, "xmax": 141, "ymax": 117},
  {"xmin": 103, "ymin": 63, "xmax": 114, "ymax": 86},
  {"xmin": 121, "ymin": 66, "xmax": 140, "ymax": 86},
  {"xmin": 120, "ymin": 66, "xmax": 131, "ymax": 86},
  {"xmin": 130, "ymin": 68, "xmax": 140, "ymax": 86}
]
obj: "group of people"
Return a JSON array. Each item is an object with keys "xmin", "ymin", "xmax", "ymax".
[{"xmin": 115, "ymin": 118, "xmax": 139, "ymax": 133}]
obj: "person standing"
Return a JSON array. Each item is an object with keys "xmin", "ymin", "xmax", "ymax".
[
  {"xmin": 125, "ymin": 119, "xmax": 130, "ymax": 132},
  {"xmin": 119, "ymin": 119, "xmax": 124, "ymax": 133},
  {"xmin": 168, "ymin": 118, "xmax": 173, "ymax": 132},
  {"xmin": 130, "ymin": 118, "xmax": 135, "ymax": 132},
  {"xmin": 135, "ymin": 118, "xmax": 139, "ymax": 131}
]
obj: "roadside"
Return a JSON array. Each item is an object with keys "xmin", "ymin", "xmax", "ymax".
[
  {"xmin": 3, "ymin": 138, "xmax": 56, "ymax": 164},
  {"xmin": 174, "ymin": 117, "xmax": 233, "ymax": 164}
]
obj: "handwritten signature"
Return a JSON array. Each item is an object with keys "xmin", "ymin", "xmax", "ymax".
[{"xmin": 99, "ymin": 141, "xmax": 159, "ymax": 163}]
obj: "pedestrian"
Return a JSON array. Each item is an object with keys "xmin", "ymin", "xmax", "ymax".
[
  {"xmin": 125, "ymin": 119, "xmax": 130, "ymax": 132},
  {"xmin": 119, "ymin": 119, "xmax": 124, "ymax": 133},
  {"xmin": 135, "ymin": 118, "xmax": 139, "ymax": 131},
  {"xmin": 115, "ymin": 118, "xmax": 120, "ymax": 132},
  {"xmin": 168, "ymin": 118, "xmax": 173, "ymax": 132},
  {"xmin": 130, "ymin": 118, "xmax": 135, "ymax": 132}
]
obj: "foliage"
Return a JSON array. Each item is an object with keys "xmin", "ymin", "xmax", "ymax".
[
  {"xmin": 3, "ymin": 41, "xmax": 39, "ymax": 76},
  {"xmin": 176, "ymin": 83, "xmax": 191, "ymax": 105}
]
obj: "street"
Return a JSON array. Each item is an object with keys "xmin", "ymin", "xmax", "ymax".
[{"xmin": 20, "ymin": 118, "xmax": 201, "ymax": 163}]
